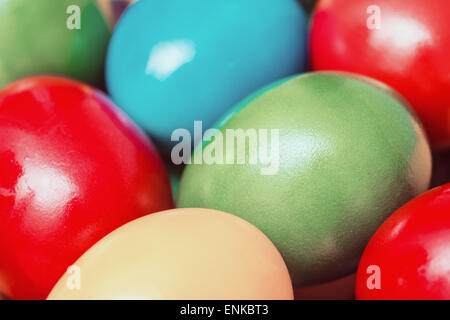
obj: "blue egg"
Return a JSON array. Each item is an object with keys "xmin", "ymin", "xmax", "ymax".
[{"xmin": 106, "ymin": 0, "xmax": 308, "ymax": 151}]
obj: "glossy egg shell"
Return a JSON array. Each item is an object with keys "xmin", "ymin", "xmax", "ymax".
[
  {"xmin": 106, "ymin": 0, "xmax": 308, "ymax": 150},
  {"xmin": 0, "ymin": 0, "xmax": 111, "ymax": 87},
  {"xmin": 177, "ymin": 72, "xmax": 432, "ymax": 287},
  {"xmin": 0, "ymin": 76, "xmax": 173, "ymax": 299},
  {"xmin": 310, "ymin": 0, "xmax": 450, "ymax": 150},
  {"xmin": 356, "ymin": 184, "xmax": 450, "ymax": 299},
  {"xmin": 47, "ymin": 208, "xmax": 293, "ymax": 300}
]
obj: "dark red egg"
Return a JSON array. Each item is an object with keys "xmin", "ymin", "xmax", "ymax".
[{"xmin": 0, "ymin": 76, "xmax": 173, "ymax": 299}]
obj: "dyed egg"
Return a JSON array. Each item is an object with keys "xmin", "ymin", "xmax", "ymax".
[
  {"xmin": 0, "ymin": 76, "xmax": 173, "ymax": 299},
  {"xmin": 177, "ymin": 72, "xmax": 432, "ymax": 287},
  {"xmin": 310, "ymin": 0, "xmax": 450, "ymax": 150},
  {"xmin": 0, "ymin": 0, "xmax": 111, "ymax": 88},
  {"xmin": 106, "ymin": 0, "xmax": 308, "ymax": 150},
  {"xmin": 47, "ymin": 208, "xmax": 293, "ymax": 300},
  {"xmin": 356, "ymin": 184, "xmax": 450, "ymax": 300}
]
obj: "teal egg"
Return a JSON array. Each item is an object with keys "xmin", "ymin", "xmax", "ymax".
[{"xmin": 106, "ymin": 0, "xmax": 308, "ymax": 151}]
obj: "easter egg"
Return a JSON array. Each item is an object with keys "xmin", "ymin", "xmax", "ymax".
[
  {"xmin": 47, "ymin": 208, "xmax": 293, "ymax": 300},
  {"xmin": 0, "ymin": 0, "xmax": 111, "ymax": 88},
  {"xmin": 177, "ymin": 72, "xmax": 432, "ymax": 287},
  {"xmin": 0, "ymin": 76, "xmax": 173, "ymax": 299},
  {"xmin": 106, "ymin": 0, "xmax": 308, "ymax": 151},
  {"xmin": 310, "ymin": 0, "xmax": 450, "ymax": 150},
  {"xmin": 356, "ymin": 184, "xmax": 450, "ymax": 300}
]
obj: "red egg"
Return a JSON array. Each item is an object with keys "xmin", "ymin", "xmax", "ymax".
[
  {"xmin": 0, "ymin": 76, "xmax": 173, "ymax": 299},
  {"xmin": 310, "ymin": 0, "xmax": 450, "ymax": 150},
  {"xmin": 356, "ymin": 184, "xmax": 450, "ymax": 299}
]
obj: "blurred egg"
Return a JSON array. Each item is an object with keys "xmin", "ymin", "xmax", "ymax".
[{"xmin": 0, "ymin": 0, "xmax": 111, "ymax": 87}]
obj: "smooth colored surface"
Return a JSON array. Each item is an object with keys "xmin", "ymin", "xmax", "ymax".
[
  {"xmin": 356, "ymin": 184, "xmax": 450, "ymax": 299},
  {"xmin": 177, "ymin": 72, "xmax": 432, "ymax": 287},
  {"xmin": 106, "ymin": 0, "xmax": 308, "ymax": 150},
  {"xmin": 0, "ymin": 0, "xmax": 110, "ymax": 88},
  {"xmin": 0, "ymin": 76, "xmax": 173, "ymax": 300},
  {"xmin": 48, "ymin": 208, "xmax": 293, "ymax": 300},
  {"xmin": 310, "ymin": 0, "xmax": 450, "ymax": 150}
]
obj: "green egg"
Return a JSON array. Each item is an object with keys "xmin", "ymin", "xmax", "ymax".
[
  {"xmin": 0, "ymin": 0, "xmax": 111, "ymax": 88},
  {"xmin": 177, "ymin": 72, "xmax": 432, "ymax": 286}
]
